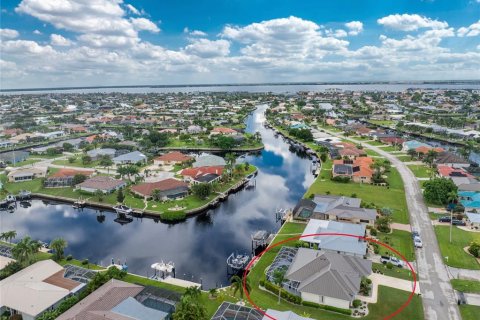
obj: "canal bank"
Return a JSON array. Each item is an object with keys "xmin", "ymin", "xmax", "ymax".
[{"xmin": 0, "ymin": 105, "xmax": 316, "ymax": 289}]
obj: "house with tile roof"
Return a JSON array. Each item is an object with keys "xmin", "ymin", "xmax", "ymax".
[
  {"xmin": 153, "ymin": 151, "xmax": 193, "ymax": 166},
  {"xmin": 131, "ymin": 178, "xmax": 189, "ymax": 200},
  {"xmin": 44, "ymin": 168, "xmax": 94, "ymax": 187},
  {"xmin": 180, "ymin": 166, "xmax": 224, "ymax": 184},
  {"xmin": 332, "ymin": 157, "xmax": 374, "ymax": 184},
  {"xmin": 76, "ymin": 176, "xmax": 126, "ymax": 194}
]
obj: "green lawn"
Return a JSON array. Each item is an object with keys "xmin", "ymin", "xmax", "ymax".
[
  {"xmin": 245, "ymin": 222, "xmax": 423, "ymax": 319},
  {"xmin": 306, "ymin": 167, "xmax": 409, "ymax": 224},
  {"xmin": 459, "ymin": 305, "xmax": 480, "ymax": 320},
  {"xmin": 368, "ymin": 120, "xmax": 395, "ymax": 127},
  {"xmin": 365, "ymin": 140, "xmax": 386, "ymax": 146},
  {"xmin": 52, "ymin": 158, "xmax": 100, "ymax": 168},
  {"xmin": 377, "ymin": 230, "xmax": 415, "ymax": 261},
  {"xmin": 378, "ymin": 145, "xmax": 401, "ymax": 152},
  {"xmin": 10, "ymin": 159, "xmax": 42, "ymax": 167},
  {"xmin": 372, "ymin": 262, "xmax": 417, "ymax": 281},
  {"xmin": 397, "ymin": 155, "xmax": 415, "ymax": 162},
  {"xmin": 434, "ymin": 226, "xmax": 480, "ymax": 270},
  {"xmin": 408, "ymin": 165, "xmax": 434, "ymax": 179},
  {"xmin": 364, "ymin": 149, "xmax": 382, "ymax": 157},
  {"xmin": 451, "ymin": 279, "xmax": 480, "ymax": 293}
]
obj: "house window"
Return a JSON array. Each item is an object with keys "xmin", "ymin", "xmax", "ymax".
[{"xmin": 360, "ymin": 219, "xmax": 370, "ymax": 223}]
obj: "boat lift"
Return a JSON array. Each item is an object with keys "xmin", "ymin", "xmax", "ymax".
[{"xmin": 150, "ymin": 260, "xmax": 176, "ymax": 280}]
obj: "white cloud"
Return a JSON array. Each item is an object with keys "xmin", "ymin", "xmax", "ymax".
[
  {"xmin": 130, "ymin": 17, "xmax": 160, "ymax": 33},
  {"xmin": 184, "ymin": 38, "xmax": 230, "ymax": 58},
  {"xmin": 50, "ymin": 34, "xmax": 73, "ymax": 46},
  {"xmin": 325, "ymin": 29, "xmax": 348, "ymax": 38},
  {"xmin": 189, "ymin": 30, "xmax": 208, "ymax": 37},
  {"xmin": 125, "ymin": 3, "xmax": 140, "ymax": 15},
  {"xmin": 0, "ymin": 28, "xmax": 19, "ymax": 39},
  {"xmin": 377, "ymin": 14, "xmax": 448, "ymax": 31},
  {"xmin": 457, "ymin": 20, "xmax": 480, "ymax": 37},
  {"xmin": 345, "ymin": 21, "xmax": 363, "ymax": 35},
  {"xmin": 33, "ymin": 29, "xmax": 42, "ymax": 35}
]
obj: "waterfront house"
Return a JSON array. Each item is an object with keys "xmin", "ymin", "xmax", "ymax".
[
  {"xmin": 112, "ymin": 151, "xmax": 147, "ymax": 165},
  {"xmin": 131, "ymin": 178, "xmax": 189, "ymax": 200},
  {"xmin": 436, "ymin": 164, "xmax": 478, "ymax": 187},
  {"xmin": 0, "ymin": 140, "xmax": 14, "ymax": 149},
  {"xmin": 7, "ymin": 167, "xmax": 47, "ymax": 182},
  {"xmin": 332, "ymin": 157, "xmax": 374, "ymax": 184},
  {"xmin": 293, "ymin": 195, "xmax": 377, "ymax": 225},
  {"xmin": 210, "ymin": 127, "xmax": 238, "ymax": 136},
  {"xmin": 180, "ymin": 166, "xmax": 224, "ymax": 184},
  {"xmin": 434, "ymin": 151, "xmax": 470, "ymax": 168},
  {"xmin": 44, "ymin": 168, "xmax": 94, "ymax": 188},
  {"xmin": 402, "ymin": 140, "xmax": 431, "ymax": 151},
  {"xmin": 76, "ymin": 176, "xmax": 126, "ymax": 193},
  {"xmin": 154, "ymin": 151, "xmax": 193, "ymax": 166},
  {"xmin": 270, "ymin": 247, "xmax": 371, "ymax": 309},
  {"xmin": 193, "ymin": 153, "xmax": 226, "ymax": 168},
  {"xmin": 301, "ymin": 220, "xmax": 367, "ymax": 257},
  {"xmin": 0, "ymin": 260, "xmax": 84, "ymax": 320},
  {"xmin": 57, "ymin": 279, "xmax": 173, "ymax": 320}
]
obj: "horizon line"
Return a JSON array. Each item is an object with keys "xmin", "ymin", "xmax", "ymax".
[{"xmin": 2, "ymin": 79, "xmax": 480, "ymax": 93}]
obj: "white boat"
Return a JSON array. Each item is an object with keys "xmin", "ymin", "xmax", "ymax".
[
  {"xmin": 113, "ymin": 205, "xmax": 133, "ymax": 215},
  {"xmin": 5, "ymin": 195, "xmax": 16, "ymax": 203}
]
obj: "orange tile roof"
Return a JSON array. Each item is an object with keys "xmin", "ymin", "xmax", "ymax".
[
  {"xmin": 50, "ymin": 168, "xmax": 94, "ymax": 178},
  {"xmin": 180, "ymin": 166, "xmax": 224, "ymax": 178},
  {"xmin": 131, "ymin": 178, "xmax": 188, "ymax": 197},
  {"xmin": 155, "ymin": 151, "xmax": 193, "ymax": 162},
  {"xmin": 212, "ymin": 127, "xmax": 237, "ymax": 134}
]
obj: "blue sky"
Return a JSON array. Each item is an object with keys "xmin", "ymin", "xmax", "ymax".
[{"xmin": 0, "ymin": 0, "xmax": 479, "ymax": 88}]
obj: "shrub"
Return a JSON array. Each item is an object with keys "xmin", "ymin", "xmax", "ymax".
[
  {"xmin": 372, "ymin": 243, "xmax": 380, "ymax": 254},
  {"xmin": 301, "ymin": 301, "xmax": 352, "ymax": 315},
  {"xmin": 161, "ymin": 211, "xmax": 187, "ymax": 222},
  {"xmin": 352, "ymin": 299, "xmax": 362, "ymax": 308},
  {"xmin": 81, "ymin": 259, "xmax": 89, "ymax": 265},
  {"xmin": 386, "ymin": 262, "xmax": 394, "ymax": 269},
  {"xmin": 370, "ymin": 228, "xmax": 378, "ymax": 236},
  {"xmin": 468, "ymin": 241, "xmax": 480, "ymax": 258},
  {"xmin": 65, "ymin": 255, "xmax": 73, "ymax": 261},
  {"xmin": 331, "ymin": 176, "xmax": 350, "ymax": 183}
]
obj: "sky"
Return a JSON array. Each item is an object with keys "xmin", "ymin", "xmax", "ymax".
[{"xmin": 0, "ymin": 0, "xmax": 479, "ymax": 89}]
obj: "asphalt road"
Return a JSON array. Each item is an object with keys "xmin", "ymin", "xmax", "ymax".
[{"xmin": 325, "ymin": 131, "xmax": 461, "ymax": 320}]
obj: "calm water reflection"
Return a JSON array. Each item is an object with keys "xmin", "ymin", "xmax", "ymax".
[{"xmin": 0, "ymin": 105, "xmax": 314, "ymax": 288}]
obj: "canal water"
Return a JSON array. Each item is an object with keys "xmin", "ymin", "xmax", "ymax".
[{"xmin": 0, "ymin": 105, "xmax": 315, "ymax": 289}]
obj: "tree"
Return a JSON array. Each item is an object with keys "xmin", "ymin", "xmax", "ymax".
[
  {"xmin": 376, "ymin": 216, "xmax": 391, "ymax": 233},
  {"xmin": 423, "ymin": 178, "xmax": 458, "ymax": 205},
  {"xmin": 12, "ymin": 236, "xmax": 41, "ymax": 266},
  {"xmin": 98, "ymin": 155, "xmax": 113, "ymax": 168},
  {"xmin": 50, "ymin": 238, "xmax": 68, "ymax": 261},
  {"xmin": 191, "ymin": 183, "xmax": 213, "ymax": 200},
  {"xmin": 62, "ymin": 143, "xmax": 74, "ymax": 152},
  {"xmin": 359, "ymin": 277, "xmax": 372, "ymax": 295},
  {"xmin": 68, "ymin": 156, "xmax": 76, "ymax": 164},
  {"xmin": 46, "ymin": 147, "xmax": 61, "ymax": 157},
  {"xmin": 95, "ymin": 189, "xmax": 104, "ymax": 202},
  {"xmin": 468, "ymin": 241, "xmax": 480, "ymax": 258},
  {"xmin": 81, "ymin": 154, "xmax": 92, "ymax": 165},
  {"xmin": 407, "ymin": 149, "xmax": 416, "ymax": 160},
  {"xmin": 230, "ymin": 275, "xmax": 251, "ymax": 300},
  {"xmin": 1, "ymin": 230, "xmax": 17, "ymax": 243},
  {"xmin": 244, "ymin": 161, "xmax": 250, "ymax": 171},
  {"xmin": 272, "ymin": 268, "xmax": 286, "ymax": 304},
  {"xmin": 117, "ymin": 188, "xmax": 125, "ymax": 203},
  {"xmin": 225, "ymin": 153, "xmax": 237, "ymax": 177},
  {"xmin": 423, "ymin": 150, "xmax": 438, "ymax": 168},
  {"xmin": 173, "ymin": 294, "xmax": 207, "ymax": 320},
  {"xmin": 212, "ymin": 135, "xmax": 236, "ymax": 150},
  {"xmin": 72, "ymin": 174, "xmax": 87, "ymax": 185}
]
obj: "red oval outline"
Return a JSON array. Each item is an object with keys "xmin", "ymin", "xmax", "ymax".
[{"xmin": 242, "ymin": 232, "xmax": 417, "ymax": 320}]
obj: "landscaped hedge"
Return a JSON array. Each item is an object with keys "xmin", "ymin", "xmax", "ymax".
[
  {"xmin": 264, "ymin": 281, "xmax": 301, "ymax": 304},
  {"xmin": 302, "ymin": 300, "xmax": 352, "ymax": 315},
  {"xmin": 160, "ymin": 211, "xmax": 186, "ymax": 221}
]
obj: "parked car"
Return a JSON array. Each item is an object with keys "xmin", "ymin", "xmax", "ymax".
[
  {"xmin": 414, "ymin": 236, "xmax": 423, "ymax": 248},
  {"xmin": 412, "ymin": 228, "xmax": 420, "ymax": 239},
  {"xmin": 439, "ymin": 216, "xmax": 451, "ymax": 223},
  {"xmin": 452, "ymin": 219, "xmax": 466, "ymax": 226},
  {"xmin": 380, "ymin": 255, "xmax": 405, "ymax": 268}
]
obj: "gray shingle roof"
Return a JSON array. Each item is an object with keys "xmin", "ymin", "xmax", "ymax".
[{"xmin": 285, "ymin": 248, "xmax": 371, "ymax": 301}]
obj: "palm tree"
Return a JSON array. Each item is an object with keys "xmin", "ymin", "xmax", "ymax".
[
  {"xmin": 225, "ymin": 153, "xmax": 236, "ymax": 178},
  {"xmin": 184, "ymin": 286, "xmax": 202, "ymax": 299},
  {"xmin": 230, "ymin": 275, "xmax": 251, "ymax": 301},
  {"xmin": 4, "ymin": 230, "xmax": 17, "ymax": 243},
  {"xmin": 50, "ymin": 238, "xmax": 68, "ymax": 261},
  {"xmin": 12, "ymin": 236, "xmax": 41, "ymax": 266},
  {"xmin": 272, "ymin": 268, "xmax": 286, "ymax": 304},
  {"xmin": 423, "ymin": 150, "xmax": 438, "ymax": 168},
  {"xmin": 407, "ymin": 148, "xmax": 416, "ymax": 160}
]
